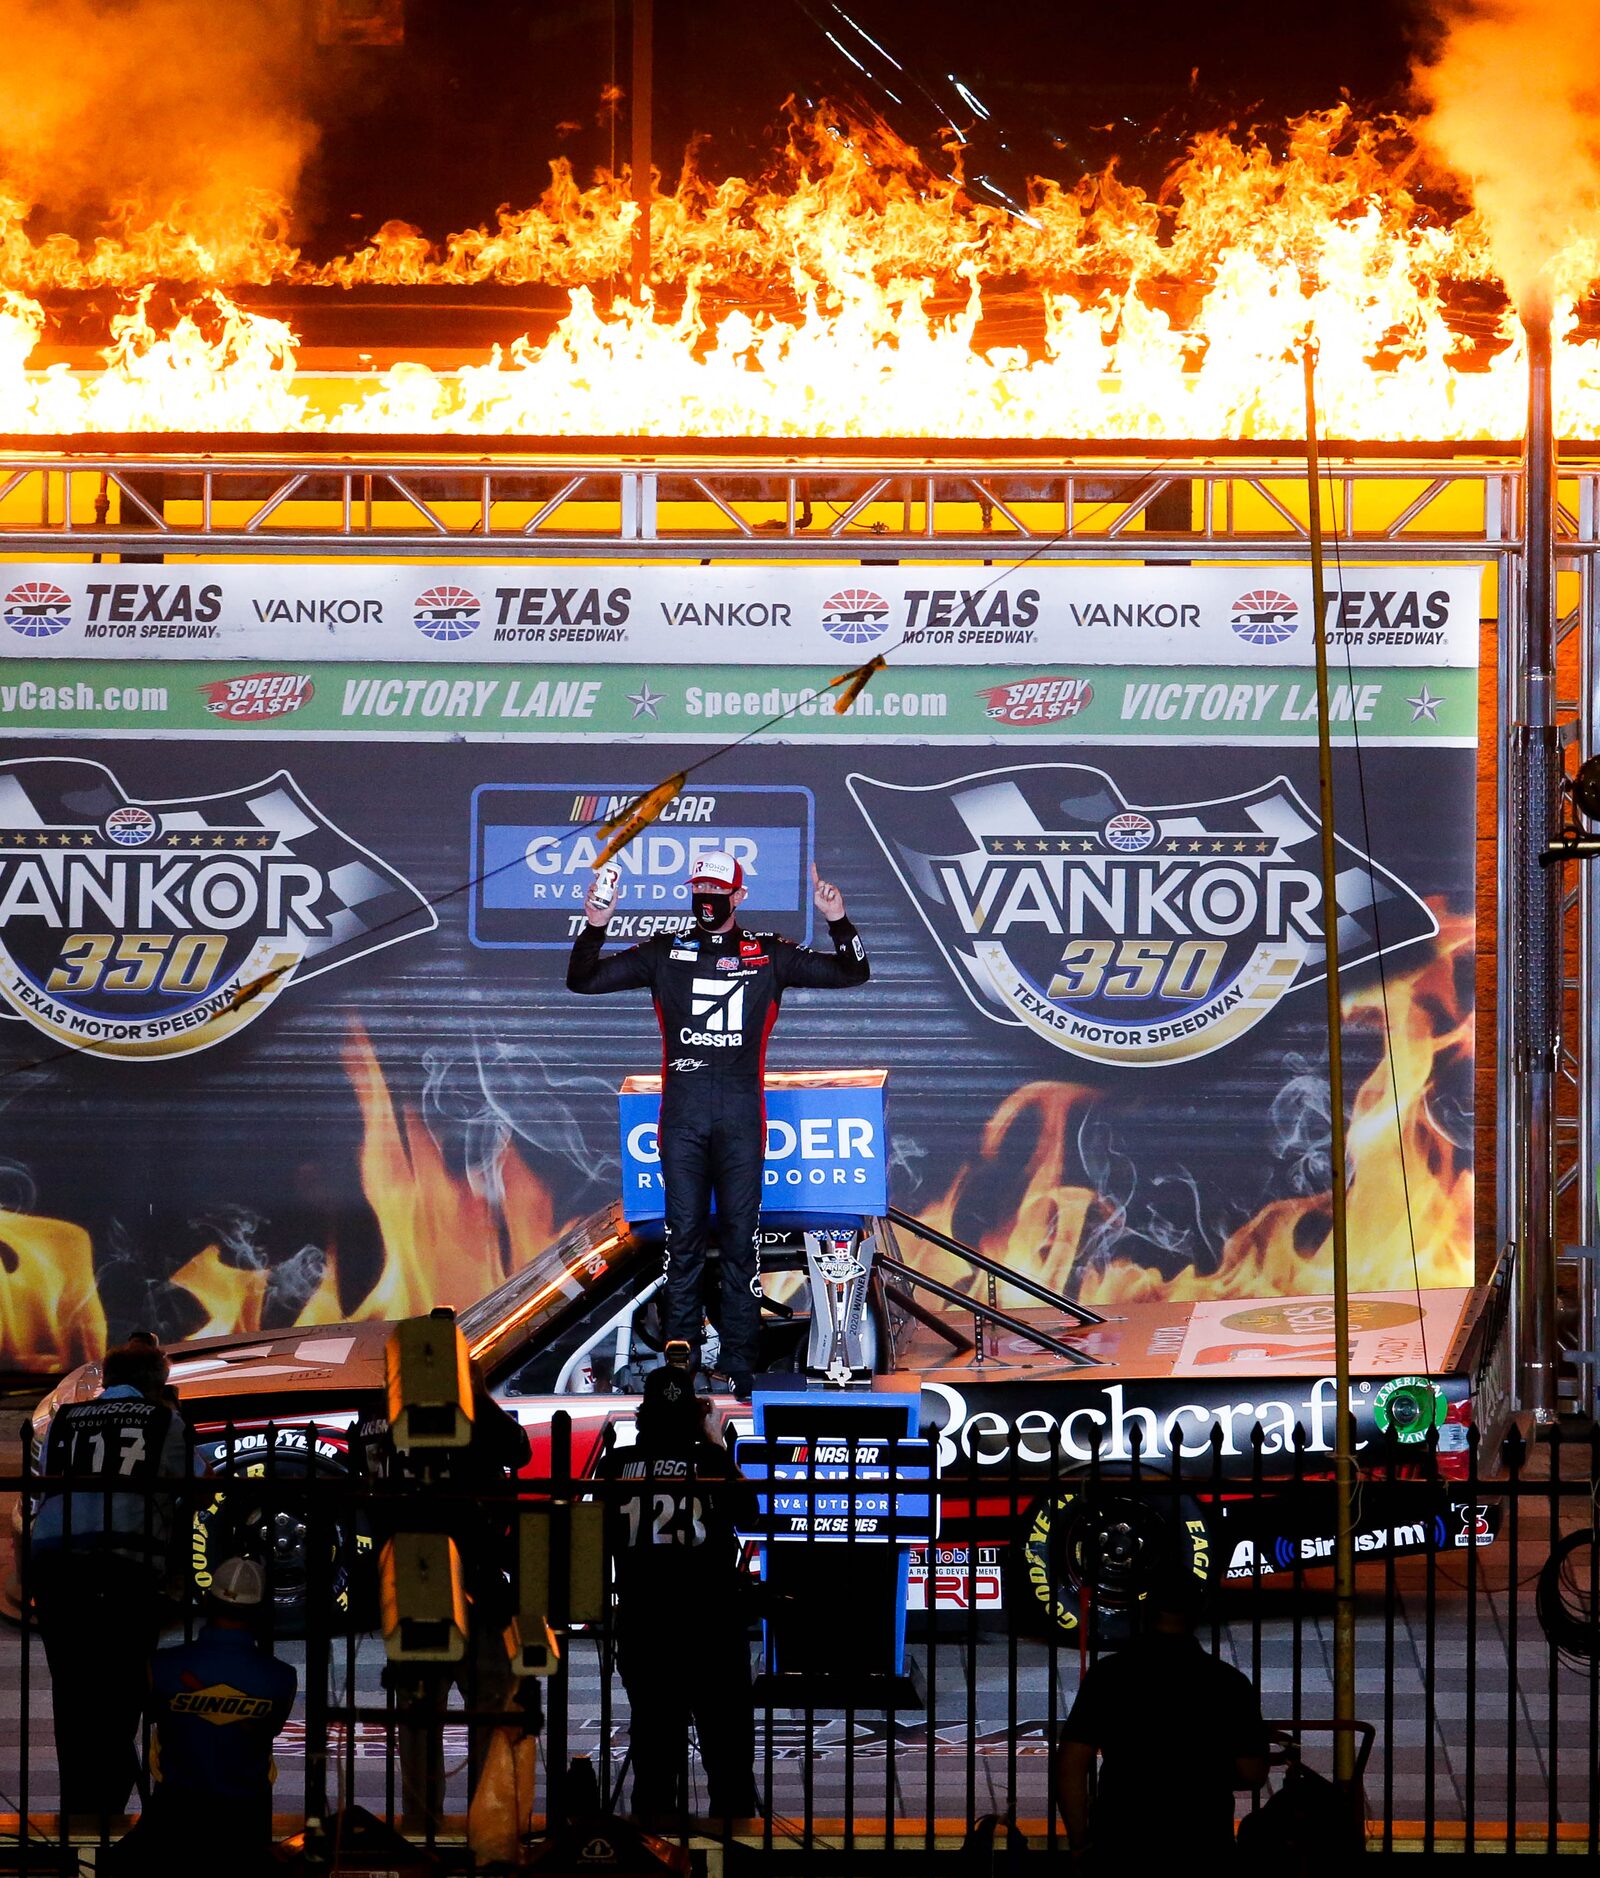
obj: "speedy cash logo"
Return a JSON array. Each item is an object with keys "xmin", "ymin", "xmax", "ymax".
[
  {"xmin": 849, "ymin": 761, "xmax": 1436, "ymax": 1068},
  {"xmin": 981, "ymin": 675, "xmax": 1093, "ymax": 726},
  {"xmin": 0, "ymin": 757, "xmax": 435, "ymax": 1061},
  {"xmin": 200, "ymin": 671, "xmax": 314, "ymax": 724}
]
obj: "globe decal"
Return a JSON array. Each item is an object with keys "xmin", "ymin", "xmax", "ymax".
[
  {"xmin": 413, "ymin": 584, "xmax": 480, "ymax": 642},
  {"xmin": 1230, "ymin": 589, "xmax": 1299, "ymax": 646},
  {"xmin": 3, "ymin": 581, "xmax": 72, "ymax": 638},
  {"xmin": 821, "ymin": 588, "xmax": 890, "ymax": 645}
]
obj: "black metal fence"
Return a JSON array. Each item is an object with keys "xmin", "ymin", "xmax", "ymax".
[{"xmin": 1, "ymin": 1415, "xmax": 1597, "ymax": 1869}]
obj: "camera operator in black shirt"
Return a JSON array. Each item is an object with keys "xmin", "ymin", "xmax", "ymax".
[{"xmin": 596, "ymin": 1365, "xmax": 759, "ymax": 1824}]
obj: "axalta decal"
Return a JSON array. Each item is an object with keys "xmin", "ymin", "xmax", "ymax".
[
  {"xmin": 849, "ymin": 761, "xmax": 1436, "ymax": 1067},
  {"xmin": 201, "ymin": 672, "xmax": 314, "ymax": 723},
  {"xmin": 0, "ymin": 757, "xmax": 435, "ymax": 1060}
]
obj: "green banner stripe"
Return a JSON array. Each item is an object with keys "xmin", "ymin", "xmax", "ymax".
[{"xmin": 0, "ymin": 662, "xmax": 1476, "ymax": 739}]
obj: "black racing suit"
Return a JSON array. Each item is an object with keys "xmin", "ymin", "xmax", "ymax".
[{"xmin": 567, "ymin": 916, "xmax": 869, "ymax": 1381}]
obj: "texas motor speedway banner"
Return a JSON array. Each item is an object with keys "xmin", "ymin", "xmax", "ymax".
[{"xmin": 0, "ymin": 560, "xmax": 1481, "ymax": 1367}]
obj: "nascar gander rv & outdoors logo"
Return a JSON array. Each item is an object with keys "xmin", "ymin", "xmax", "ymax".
[
  {"xmin": 0, "ymin": 758, "xmax": 435, "ymax": 1060},
  {"xmin": 848, "ymin": 762, "xmax": 1436, "ymax": 1067}
]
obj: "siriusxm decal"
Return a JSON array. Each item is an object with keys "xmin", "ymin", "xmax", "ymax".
[
  {"xmin": 619, "ymin": 1082, "xmax": 887, "ymax": 1221},
  {"xmin": 0, "ymin": 757, "xmax": 435, "ymax": 1060},
  {"xmin": 848, "ymin": 761, "xmax": 1436, "ymax": 1068},
  {"xmin": 469, "ymin": 782, "xmax": 813, "ymax": 949}
]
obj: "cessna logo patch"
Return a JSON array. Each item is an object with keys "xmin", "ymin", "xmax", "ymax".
[
  {"xmin": 689, "ymin": 976, "xmax": 745, "ymax": 1031},
  {"xmin": 680, "ymin": 974, "xmax": 745, "ymax": 1046},
  {"xmin": 0, "ymin": 757, "xmax": 435, "ymax": 1061},
  {"xmin": 848, "ymin": 761, "xmax": 1435, "ymax": 1067}
]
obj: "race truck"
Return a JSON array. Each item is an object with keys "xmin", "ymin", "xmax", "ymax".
[{"xmin": 14, "ymin": 1073, "xmax": 1505, "ymax": 1635}]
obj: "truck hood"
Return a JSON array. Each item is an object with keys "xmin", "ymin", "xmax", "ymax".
[{"xmin": 160, "ymin": 1321, "xmax": 391, "ymax": 1402}]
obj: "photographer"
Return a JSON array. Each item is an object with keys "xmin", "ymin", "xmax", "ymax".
[
  {"xmin": 596, "ymin": 1365, "xmax": 758, "ymax": 1824},
  {"xmin": 1056, "ymin": 1565, "xmax": 1269, "ymax": 1867}
]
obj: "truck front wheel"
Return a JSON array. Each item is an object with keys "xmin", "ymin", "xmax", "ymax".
[{"xmin": 1019, "ymin": 1469, "xmax": 1212, "ymax": 1638}]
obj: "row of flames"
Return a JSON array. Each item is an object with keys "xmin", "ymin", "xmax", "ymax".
[
  {"xmin": 0, "ymin": 109, "xmax": 1599, "ymax": 439},
  {"xmin": 0, "ymin": 927, "xmax": 1473, "ymax": 1371}
]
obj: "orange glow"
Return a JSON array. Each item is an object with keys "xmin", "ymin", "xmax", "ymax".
[
  {"xmin": 169, "ymin": 1242, "xmax": 340, "ymax": 1340},
  {"xmin": 918, "ymin": 915, "xmax": 1476, "ymax": 1310},
  {"xmin": 343, "ymin": 1023, "xmax": 569, "ymax": 1319},
  {"xmin": 0, "ymin": 1026, "xmax": 568, "ymax": 1369},
  {"xmin": 0, "ymin": 1209, "xmax": 104, "ymax": 1369},
  {"xmin": 167, "ymin": 1021, "xmax": 573, "ymax": 1342},
  {"xmin": 0, "ymin": 107, "xmax": 1591, "ymax": 438},
  {"xmin": 468, "ymin": 1235, "xmax": 622, "ymax": 1364}
]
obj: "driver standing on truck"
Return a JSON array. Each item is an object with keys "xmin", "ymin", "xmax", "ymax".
[{"xmin": 568, "ymin": 852, "xmax": 869, "ymax": 1398}]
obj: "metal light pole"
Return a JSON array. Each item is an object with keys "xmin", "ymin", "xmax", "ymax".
[
  {"xmin": 1302, "ymin": 342, "xmax": 1357, "ymax": 1793},
  {"xmin": 1516, "ymin": 314, "xmax": 1562, "ymax": 1423},
  {"xmin": 629, "ymin": 0, "xmax": 653, "ymax": 300}
]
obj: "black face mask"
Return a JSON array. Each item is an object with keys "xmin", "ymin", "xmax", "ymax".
[{"xmin": 693, "ymin": 892, "xmax": 734, "ymax": 933}]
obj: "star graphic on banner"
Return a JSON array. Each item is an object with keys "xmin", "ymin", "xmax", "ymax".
[
  {"xmin": 1406, "ymin": 684, "xmax": 1443, "ymax": 723},
  {"xmin": 626, "ymin": 682, "xmax": 665, "ymax": 720}
]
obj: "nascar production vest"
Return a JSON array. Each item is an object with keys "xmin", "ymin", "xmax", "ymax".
[
  {"xmin": 594, "ymin": 1439, "xmax": 747, "ymax": 1610},
  {"xmin": 33, "ymin": 1386, "xmax": 183, "ymax": 1568}
]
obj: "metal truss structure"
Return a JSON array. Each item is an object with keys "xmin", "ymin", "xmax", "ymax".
[{"xmin": 0, "ymin": 437, "xmax": 1592, "ymax": 1418}]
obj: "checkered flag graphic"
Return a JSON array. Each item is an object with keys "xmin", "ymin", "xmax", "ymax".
[
  {"xmin": 0, "ymin": 758, "xmax": 437, "ymax": 982},
  {"xmin": 854, "ymin": 762, "xmax": 1437, "ymax": 988}
]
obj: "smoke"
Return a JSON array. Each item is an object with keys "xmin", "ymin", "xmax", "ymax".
[
  {"xmin": 1413, "ymin": 0, "xmax": 1600, "ymax": 324},
  {"xmin": 0, "ymin": 0, "xmax": 315, "ymax": 234}
]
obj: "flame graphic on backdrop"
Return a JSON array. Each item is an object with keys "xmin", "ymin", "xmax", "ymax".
[
  {"xmin": 0, "ymin": 930, "xmax": 1474, "ymax": 1367},
  {"xmin": 924, "ymin": 916, "xmax": 1476, "ymax": 1309},
  {"xmin": 343, "ymin": 1024, "xmax": 562, "ymax": 1319},
  {"xmin": 0, "ymin": 106, "xmax": 1595, "ymax": 438},
  {"xmin": 0, "ymin": 1210, "xmax": 102, "ymax": 1371},
  {"xmin": 0, "ymin": 1023, "xmax": 568, "ymax": 1369}
]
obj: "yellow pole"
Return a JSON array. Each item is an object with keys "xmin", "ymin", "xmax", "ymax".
[{"xmin": 1302, "ymin": 338, "xmax": 1357, "ymax": 1793}]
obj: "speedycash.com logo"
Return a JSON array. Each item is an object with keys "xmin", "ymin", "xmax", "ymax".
[
  {"xmin": 848, "ymin": 761, "xmax": 1436, "ymax": 1067},
  {"xmin": 0, "ymin": 757, "xmax": 435, "ymax": 1060}
]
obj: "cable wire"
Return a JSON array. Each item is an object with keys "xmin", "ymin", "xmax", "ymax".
[
  {"xmin": 1315, "ymin": 374, "xmax": 1435, "ymax": 1377},
  {"xmin": 0, "ymin": 460, "xmax": 1189, "ymax": 1089}
]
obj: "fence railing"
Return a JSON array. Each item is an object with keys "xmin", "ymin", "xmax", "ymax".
[{"xmin": 0, "ymin": 1414, "xmax": 1596, "ymax": 1868}]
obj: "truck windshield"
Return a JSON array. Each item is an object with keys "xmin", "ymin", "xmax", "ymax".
[{"xmin": 457, "ymin": 1212, "xmax": 634, "ymax": 1370}]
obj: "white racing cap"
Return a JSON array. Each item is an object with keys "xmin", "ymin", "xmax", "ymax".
[
  {"xmin": 685, "ymin": 849, "xmax": 744, "ymax": 891},
  {"xmin": 208, "ymin": 1556, "xmax": 267, "ymax": 1607}
]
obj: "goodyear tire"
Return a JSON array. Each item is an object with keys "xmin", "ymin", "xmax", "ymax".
[
  {"xmin": 192, "ymin": 1429, "xmax": 372, "ymax": 1637},
  {"xmin": 1019, "ymin": 1469, "xmax": 1212, "ymax": 1638}
]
